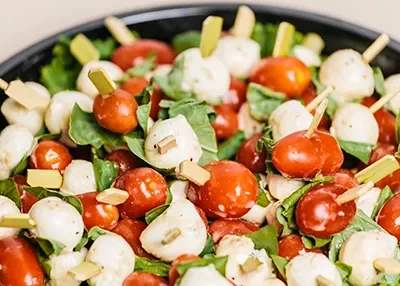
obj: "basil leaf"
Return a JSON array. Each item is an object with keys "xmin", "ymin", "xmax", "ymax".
[
  {"xmin": 134, "ymin": 257, "xmax": 171, "ymax": 277},
  {"xmin": 37, "ymin": 249, "xmax": 52, "ymax": 276},
  {"xmin": 217, "ymin": 131, "xmax": 245, "ymax": 160},
  {"xmin": 301, "ymin": 235, "xmax": 331, "ymax": 249},
  {"xmin": 371, "ymin": 186, "xmax": 393, "ymax": 220},
  {"xmin": 11, "ymin": 156, "xmax": 29, "ymax": 176},
  {"xmin": 172, "ymin": 31, "xmax": 201, "ymax": 54},
  {"xmin": 88, "ymin": 226, "xmax": 113, "ymax": 241},
  {"xmin": 257, "ymin": 130, "xmax": 278, "ymax": 174},
  {"xmin": 119, "ymin": 54, "xmax": 156, "ymax": 83},
  {"xmin": 93, "ymin": 157, "xmax": 118, "ymax": 192},
  {"xmin": 177, "ymin": 255, "xmax": 228, "ymax": 277},
  {"xmin": 245, "ymin": 225, "xmax": 278, "ymax": 255},
  {"xmin": 254, "ymin": 174, "xmax": 270, "ymax": 208},
  {"xmin": 23, "ymin": 186, "xmax": 83, "ymax": 214},
  {"xmin": 270, "ymin": 255, "xmax": 289, "ymax": 279},
  {"xmin": 337, "ymin": 139, "xmax": 373, "ymax": 164},
  {"xmin": 136, "ymin": 86, "xmax": 153, "ymax": 135},
  {"xmin": 199, "ymin": 234, "xmax": 215, "ymax": 257},
  {"xmin": 74, "ymin": 232, "xmax": 89, "ymax": 252},
  {"xmin": 92, "ymin": 37, "xmax": 117, "ymax": 60},
  {"xmin": 373, "ymin": 67, "xmax": 387, "ymax": 97},
  {"xmin": 0, "ymin": 179, "xmax": 22, "ymax": 209},
  {"xmin": 336, "ymin": 262, "xmax": 352, "ymax": 285},
  {"xmin": 145, "ymin": 204, "xmax": 169, "ymax": 224},
  {"xmin": 36, "ymin": 237, "xmax": 66, "ymax": 256}
]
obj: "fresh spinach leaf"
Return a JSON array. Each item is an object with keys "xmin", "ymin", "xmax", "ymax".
[
  {"xmin": 337, "ymin": 139, "xmax": 373, "ymax": 164},
  {"xmin": 199, "ymin": 234, "xmax": 215, "ymax": 257},
  {"xmin": 0, "ymin": 178, "xmax": 22, "ymax": 209},
  {"xmin": 217, "ymin": 131, "xmax": 245, "ymax": 160},
  {"xmin": 254, "ymin": 174, "xmax": 270, "ymax": 207},
  {"xmin": 245, "ymin": 225, "xmax": 279, "ymax": 255},
  {"xmin": 373, "ymin": 67, "xmax": 387, "ymax": 97},
  {"xmin": 177, "ymin": 255, "xmax": 228, "ymax": 277},
  {"xmin": 92, "ymin": 37, "xmax": 117, "ymax": 60},
  {"xmin": 36, "ymin": 237, "xmax": 66, "ymax": 256},
  {"xmin": 93, "ymin": 157, "xmax": 118, "ymax": 192},
  {"xmin": 134, "ymin": 257, "xmax": 171, "ymax": 277},
  {"xmin": 136, "ymin": 86, "xmax": 153, "ymax": 135},
  {"xmin": 371, "ymin": 186, "xmax": 393, "ymax": 220},
  {"xmin": 270, "ymin": 255, "xmax": 289, "ymax": 279},
  {"xmin": 87, "ymin": 226, "xmax": 113, "ymax": 241},
  {"xmin": 336, "ymin": 262, "xmax": 352, "ymax": 285},
  {"xmin": 172, "ymin": 31, "xmax": 201, "ymax": 54},
  {"xmin": 119, "ymin": 54, "xmax": 156, "ymax": 83}
]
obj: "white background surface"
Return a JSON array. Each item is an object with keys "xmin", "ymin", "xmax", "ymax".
[{"xmin": 1, "ymin": 0, "xmax": 399, "ymax": 63}]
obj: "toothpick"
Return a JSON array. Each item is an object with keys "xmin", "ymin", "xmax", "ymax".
[
  {"xmin": 240, "ymin": 257, "xmax": 262, "ymax": 273},
  {"xmin": 362, "ymin": 33, "xmax": 390, "ymax": 63},
  {"xmin": 88, "ymin": 68, "xmax": 116, "ymax": 96},
  {"xmin": 68, "ymin": 262, "xmax": 101, "ymax": 281},
  {"xmin": 373, "ymin": 258, "xmax": 400, "ymax": 275},
  {"xmin": 305, "ymin": 99, "xmax": 329, "ymax": 138},
  {"xmin": 0, "ymin": 78, "xmax": 8, "ymax": 90},
  {"xmin": 27, "ymin": 169, "xmax": 63, "ymax": 189},
  {"xmin": 96, "ymin": 188, "xmax": 129, "ymax": 205},
  {"xmin": 200, "ymin": 16, "xmax": 223, "ymax": 58},
  {"xmin": 272, "ymin": 22, "xmax": 295, "ymax": 57},
  {"xmin": 355, "ymin": 155, "xmax": 400, "ymax": 183},
  {"xmin": 178, "ymin": 160, "xmax": 210, "ymax": 186},
  {"xmin": 303, "ymin": 33, "xmax": 325, "ymax": 54},
  {"xmin": 0, "ymin": 214, "xmax": 36, "ymax": 229},
  {"xmin": 316, "ymin": 275, "xmax": 335, "ymax": 286},
  {"xmin": 335, "ymin": 181, "xmax": 374, "ymax": 205},
  {"xmin": 104, "ymin": 16, "xmax": 136, "ymax": 46},
  {"xmin": 157, "ymin": 135, "xmax": 177, "ymax": 155},
  {"xmin": 369, "ymin": 90, "xmax": 400, "ymax": 114},
  {"xmin": 161, "ymin": 228, "xmax": 181, "ymax": 245},
  {"xmin": 70, "ymin": 34, "xmax": 100, "ymax": 66},
  {"xmin": 230, "ymin": 5, "xmax": 256, "ymax": 39},
  {"xmin": 306, "ymin": 86, "xmax": 334, "ymax": 112}
]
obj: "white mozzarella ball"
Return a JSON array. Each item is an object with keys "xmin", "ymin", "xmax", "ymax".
[
  {"xmin": 169, "ymin": 180, "xmax": 189, "ymax": 202},
  {"xmin": 180, "ymin": 265, "xmax": 232, "ymax": 286},
  {"xmin": 265, "ymin": 279, "xmax": 287, "ymax": 286},
  {"xmin": 339, "ymin": 230, "xmax": 397, "ymax": 286},
  {"xmin": 355, "ymin": 187, "xmax": 381, "ymax": 217},
  {"xmin": 0, "ymin": 124, "xmax": 34, "ymax": 180},
  {"xmin": 140, "ymin": 199, "xmax": 207, "ymax": 262},
  {"xmin": 384, "ymin": 74, "xmax": 400, "ymax": 114},
  {"xmin": 144, "ymin": 115, "xmax": 202, "ymax": 169},
  {"xmin": 267, "ymin": 174, "xmax": 305, "ymax": 201},
  {"xmin": 60, "ymin": 160, "xmax": 96, "ymax": 195},
  {"xmin": 29, "ymin": 197, "xmax": 84, "ymax": 252},
  {"xmin": 144, "ymin": 64, "xmax": 173, "ymax": 81},
  {"xmin": 319, "ymin": 49, "xmax": 374, "ymax": 104},
  {"xmin": 178, "ymin": 48, "xmax": 230, "ymax": 105},
  {"xmin": 238, "ymin": 102, "xmax": 263, "ymax": 139},
  {"xmin": 0, "ymin": 196, "xmax": 21, "ymax": 238},
  {"xmin": 265, "ymin": 201, "xmax": 282, "ymax": 234},
  {"xmin": 48, "ymin": 248, "xmax": 87, "ymax": 286},
  {"xmin": 293, "ymin": 45, "xmax": 321, "ymax": 67},
  {"xmin": 77, "ymin": 61, "xmax": 123, "ymax": 99},
  {"xmin": 269, "ymin": 100, "xmax": 313, "ymax": 141},
  {"xmin": 212, "ymin": 36, "xmax": 261, "ymax": 79},
  {"xmin": 26, "ymin": 81, "xmax": 52, "ymax": 98},
  {"xmin": 45, "ymin": 91, "xmax": 93, "ymax": 147},
  {"xmin": 86, "ymin": 234, "xmax": 135, "ymax": 286},
  {"xmin": 241, "ymin": 203, "xmax": 268, "ymax": 226},
  {"xmin": 330, "ymin": 103, "xmax": 379, "ymax": 145},
  {"xmin": 286, "ymin": 253, "xmax": 342, "ymax": 286}
]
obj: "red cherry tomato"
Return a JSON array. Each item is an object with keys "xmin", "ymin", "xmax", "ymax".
[
  {"xmin": 120, "ymin": 77, "xmax": 150, "ymax": 96},
  {"xmin": 169, "ymin": 254, "xmax": 201, "ymax": 286},
  {"xmin": 112, "ymin": 39, "xmax": 176, "ymax": 71},
  {"xmin": 0, "ymin": 236, "xmax": 45, "ymax": 286},
  {"xmin": 300, "ymin": 85, "xmax": 330, "ymax": 129},
  {"xmin": 29, "ymin": 140, "xmax": 72, "ymax": 172},
  {"xmin": 222, "ymin": 77, "xmax": 247, "ymax": 112},
  {"xmin": 187, "ymin": 160, "xmax": 258, "ymax": 218},
  {"xmin": 13, "ymin": 175, "xmax": 37, "ymax": 213},
  {"xmin": 236, "ymin": 134, "xmax": 266, "ymax": 173},
  {"xmin": 377, "ymin": 193, "xmax": 400, "ymax": 241},
  {"xmin": 278, "ymin": 234, "xmax": 323, "ymax": 260},
  {"xmin": 147, "ymin": 87, "xmax": 164, "ymax": 120},
  {"xmin": 333, "ymin": 169, "xmax": 359, "ymax": 189},
  {"xmin": 272, "ymin": 130, "xmax": 343, "ymax": 179},
  {"xmin": 209, "ymin": 219, "xmax": 260, "ymax": 243},
  {"xmin": 105, "ymin": 149, "xmax": 143, "ymax": 175},
  {"xmin": 77, "ymin": 192, "xmax": 119, "ymax": 230},
  {"xmin": 212, "ymin": 105, "xmax": 239, "ymax": 140},
  {"xmin": 93, "ymin": 89, "xmax": 139, "ymax": 134},
  {"xmin": 114, "ymin": 168, "xmax": 168, "ymax": 218},
  {"xmin": 250, "ymin": 56, "xmax": 311, "ymax": 98},
  {"xmin": 296, "ymin": 183, "xmax": 356, "ymax": 238},
  {"xmin": 123, "ymin": 272, "xmax": 168, "ymax": 286}
]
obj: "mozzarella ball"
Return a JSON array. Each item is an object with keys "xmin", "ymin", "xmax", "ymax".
[
  {"xmin": 60, "ymin": 160, "xmax": 96, "ymax": 195},
  {"xmin": 241, "ymin": 203, "xmax": 268, "ymax": 226},
  {"xmin": 265, "ymin": 201, "xmax": 282, "ymax": 234},
  {"xmin": 330, "ymin": 103, "xmax": 379, "ymax": 145},
  {"xmin": 265, "ymin": 279, "xmax": 287, "ymax": 286},
  {"xmin": 178, "ymin": 48, "xmax": 230, "ymax": 105},
  {"xmin": 169, "ymin": 180, "xmax": 189, "ymax": 202},
  {"xmin": 269, "ymin": 100, "xmax": 313, "ymax": 141},
  {"xmin": 319, "ymin": 49, "xmax": 374, "ymax": 104},
  {"xmin": 286, "ymin": 253, "xmax": 342, "ymax": 286},
  {"xmin": 144, "ymin": 64, "xmax": 173, "ymax": 81},
  {"xmin": 293, "ymin": 45, "xmax": 321, "ymax": 67},
  {"xmin": 356, "ymin": 187, "xmax": 381, "ymax": 217},
  {"xmin": 48, "ymin": 248, "xmax": 87, "ymax": 286},
  {"xmin": 0, "ymin": 124, "xmax": 34, "ymax": 180},
  {"xmin": 340, "ymin": 231, "xmax": 397, "ymax": 286},
  {"xmin": 238, "ymin": 102, "xmax": 263, "ymax": 139},
  {"xmin": 144, "ymin": 115, "xmax": 202, "ymax": 169},
  {"xmin": 45, "ymin": 91, "xmax": 93, "ymax": 147},
  {"xmin": 86, "ymin": 234, "xmax": 135, "ymax": 286},
  {"xmin": 0, "ymin": 196, "xmax": 21, "ymax": 238},
  {"xmin": 29, "ymin": 197, "xmax": 84, "ymax": 252},
  {"xmin": 140, "ymin": 199, "xmax": 207, "ymax": 262},
  {"xmin": 212, "ymin": 36, "xmax": 261, "ymax": 79},
  {"xmin": 267, "ymin": 174, "xmax": 305, "ymax": 201},
  {"xmin": 77, "ymin": 61, "xmax": 123, "ymax": 99},
  {"xmin": 180, "ymin": 265, "xmax": 232, "ymax": 286},
  {"xmin": 384, "ymin": 74, "xmax": 400, "ymax": 114}
]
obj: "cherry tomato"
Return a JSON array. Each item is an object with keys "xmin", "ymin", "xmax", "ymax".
[
  {"xmin": 114, "ymin": 168, "xmax": 168, "ymax": 218},
  {"xmin": 209, "ymin": 219, "xmax": 260, "ymax": 243},
  {"xmin": 93, "ymin": 89, "xmax": 139, "ymax": 134},
  {"xmin": 13, "ymin": 175, "xmax": 37, "ymax": 213},
  {"xmin": 278, "ymin": 234, "xmax": 323, "ymax": 260},
  {"xmin": 250, "ymin": 56, "xmax": 311, "ymax": 98},
  {"xmin": 169, "ymin": 254, "xmax": 201, "ymax": 286},
  {"xmin": 333, "ymin": 169, "xmax": 359, "ymax": 189},
  {"xmin": 222, "ymin": 77, "xmax": 247, "ymax": 112},
  {"xmin": 123, "ymin": 272, "xmax": 168, "ymax": 286},
  {"xmin": 187, "ymin": 160, "xmax": 258, "ymax": 218},
  {"xmin": 120, "ymin": 77, "xmax": 150, "ymax": 96},
  {"xmin": 112, "ymin": 219, "xmax": 153, "ymax": 259},
  {"xmin": 236, "ymin": 134, "xmax": 266, "ymax": 173},
  {"xmin": 377, "ymin": 193, "xmax": 400, "ymax": 241},
  {"xmin": 112, "ymin": 39, "xmax": 176, "ymax": 71},
  {"xmin": 272, "ymin": 130, "xmax": 343, "ymax": 178},
  {"xmin": 29, "ymin": 140, "xmax": 72, "ymax": 172},
  {"xmin": 77, "ymin": 192, "xmax": 119, "ymax": 230},
  {"xmin": 300, "ymin": 84, "xmax": 330, "ymax": 129},
  {"xmin": 296, "ymin": 183, "xmax": 356, "ymax": 238},
  {"xmin": 147, "ymin": 87, "xmax": 163, "ymax": 120},
  {"xmin": 212, "ymin": 105, "xmax": 239, "ymax": 140},
  {"xmin": 0, "ymin": 236, "xmax": 45, "ymax": 286},
  {"xmin": 105, "ymin": 149, "xmax": 143, "ymax": 175}
]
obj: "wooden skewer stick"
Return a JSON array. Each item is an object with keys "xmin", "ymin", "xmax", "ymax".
[
  {"xmin": 161, "ymin": 228, "xmax": 181, "ymax": 245},
  {"xmin": 362, "ymin": 33, "xmax": 390, "ymax": 63},
  {"xmin": 27, "ymin": 169, "xmax": 63, "ymax": 189},
  {"xmin": 200, "ymin": 16, "xmax": 223, "ymax": 58},
  {"xmin": 230, "ymin": 5, "xmax": 256, "ymax": 39},
  {"xmin": 305, "ymin": 99, "xmax": 329, "ymax": 138},
  {"xmin": 70, "ymin": 34, "xmax": 100, "ymax": 66},
  {"xmin": 0, "ymin": 78, "xmax": 8, "ymax": 90},
  {"xmin": 178, "ymin": 160, "xmax": 210, "ymax": 186},
  {"xmin": 88, "ymin": 68, "xmax": 116, "ymax": 97},
  {"xmin": 0, "ymin": 214, "xmax": 36, "ymax": 229},
  {"xmin": 369, "ymin": 90, "xmax": 400, "ymax": 114},
  {"xmin": 335, "ymin": 181, "xmax": 374, "ymax": 205},
  {"xmin": 157, "ymin": 135, "xmax": 177, "ymax": 155},
  {"xmin": 355, "ymin": 155, "xmax": 400, "ymax": 184},
  {"xmin": 272, "ymin": 22, "xmax": 295, "ymax": 57},
  {"xmin": 104, "ymin": 16, "xmax": 136, "ymax": 46},
  {"xmin": 373, "ymin": 258, "xmax": 400, "ymax": 275},
  {"xmin": 306, "ymin": 86, "xmax": 334, "ymax": 112},
  {"xmin": 240, "ymin": 257, "xmax": 262, "ymax": 273},
  {"xmin": 68, "ymin": 262, "xmax": 102, "ymax": 281},
  {"xmin": 316, "ymin": 275, "xmax": 335, "ymax": 286},
  {"xmin": 96, "ymin": 188, "xmax": 129, "ymax": 205}
]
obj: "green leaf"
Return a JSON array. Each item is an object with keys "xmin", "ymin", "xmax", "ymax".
[
  {"xmin": 251, "ymin": 22, "xmax": 270, "ymax": 57},
  {"xmin": 36, "ymin": 237, "xmax": 66, "ymax": 256},
  {"xmin": 145, "ymin": 204, "xmax": 169, "ymax": 224},
  {"xmin": 199, "ymin": 234, "xmax": 215, "ymax": 257},
  {"xmin": 371, "ymin": 186, "xmax": 393, "ymax": 220},
  {"xmin": 337, "ymin": 139, "xmax": 373, "ymax": 164},
  {"xmin": 177, "ymin": 255, "xmax": 228, "ymax": 277},
  {"xmin": 87, "ymin": 226, "xmax": 113, "ymax": 241},
  {"xmin": 172, "ymin": 31, "xmax": 201, "ymax": 54},
  {"xmin": 376, "ymin": 273, "xmax": 400, "ymax": 284},
  {"xmin": 69, "ymin": 104, "xmax": 123, "ymax": 149},
  {"xmin": 11, "ymin": 156, "xmax": 29, "ymax": 176},
  {"xmin": 335, "ymin": 261, "xmax": 352, "ymax": 285},
  {"xmin": 0, "ymin": 179, "xmax": 22, "ymax": 209},
  {"xmin": 247, "ymin": 83, "xmax": 286, "ymax": 121},
  {"xmin": 36, "ymin": 249, "xmax": 52, "ymax": 276},
  {"xmin": 74, "ymin": 232, "xmax": 89, "ymax": 252},
  {"xmin": 254, "ymin": 174, "xmax": 270, "ymax": 208},
  {"xmin": 373, "ymin": 67, "xmax": 387, "ymax": 97},
  {"xmin": 23, "ymin": 186, "xmax": 83, "ymax": 214},
  {"xmin": 136, "ymin": 86, "xmax": 153, "ymax": 135},
  {"xmin": 245, "ymin": 225, "xmax": 278, "ymax": 255},
  {"xmin": 119, "ymin": 54, "xmax": 156, "ymax": 83},
  {"xmin": 93, "ymin": 157, "xmax": 118, "ymax": 192},
  {"xmin": 92, "ymin": 37, "xmax": 117, "ymax": 60},
  {"xmin": 134, "ymin": 257, "xmax": 171, "ymax": 277},
  {"xmin": 270, "ymin": 255, "xmax": 289, "ymax": 279},
  {"xmin": 257, "ymin": 129, "xmax": 278, "ymax": 174},
  {"xmin": 217, "ymin": 131, "xmax": 245, "ymax": 160},
  {"xmin": 301, "ymin": 235, "xmax": 331, "ymax": 249}
]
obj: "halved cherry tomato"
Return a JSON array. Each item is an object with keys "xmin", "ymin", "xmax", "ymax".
[
  {"xmin": 300, "ymin": 84, "xmax": 330, "ymax": 129},
  {"xmin": 222, "ymin": 77, "xmax": 247, "ymax": 112},
  {"xmin": 120, "ymin": 77, "xmax": 150, "ymax": 96},
  {"xmin": 105, "ymin": 149, "xmax": 143, "ymax": 175},
  {"xmin": 0, "ymin": 236, "xmax": 45, "ymax": 286},
  {"xmin": 236, "ymin": 134, "xmax": 266, "ymax": 173},
  {"xmin": 114, "ymin": 168, "xmax": 168, "ymax": 218},
  {"xmin": 209, "ymin": 219, "xmax": 260, "ymax": 243},
  {"xmin": 272, "ymin": 130, "xmax": 343, "ymax": 179},
  {"xmin": 13, "ymin": 175, "xmax": 37, "ymax": 213},
  {"xmin": 112, "ymin": 219, "xmax": 153, "ymax": 259},
  {"xmin": 187, "ymin": 160, "xmax": 258, "ymax": 218},
  {"xmin": 250, "ymin": 56, "xmax": 311, "ymax": 98},
  {"xmin": 112, "ymin": 39, "xmax": 176, "ymax": 71},
  {"xmin": 77, "ymin": 192, "xmax": 119, "ymax": 230},
  {"xmin": 123, "ymin": 272, "xmax": 168, "ymax": 286},
  {"xmin": 212, "ymin": 105, "xmax": 239, "ymax": 140},
  {"xmin": 296, "ymin": 183, "xmax": 356, "ymax": 238},
  {"xmin": 29, "ymin": 140, "xmax": 72, "ymax": 172},
  {"xmin": 93, "ymin": 89, "xmax": 139, "ymax": 134},
  {"xmin": 333, "ymin": 169, "xmax": 359, "ymax": 189},
  {"xmin": 278, "ymin": 234, "xmax": 323, "ymax": 260},
  {"xmin": 169, "ymin": 254, "xmax": 201, "ymax": 286},
  {"xmin": 377, "ymin": 193, "xmax": 400, "ymax": 241}
]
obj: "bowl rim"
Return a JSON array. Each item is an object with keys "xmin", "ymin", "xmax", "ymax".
[{"xmin": 1, "ymin": 2, "xmax": 400, "ymax": 76}]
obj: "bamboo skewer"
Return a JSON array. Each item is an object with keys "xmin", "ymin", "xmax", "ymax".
[
  {"xmin": 306, "ymin": 86, "xmax": 334, "ymax": 112},
  {"xmin": 305, "ymin": 99, "xmax": 329, "ymax": 138}
]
